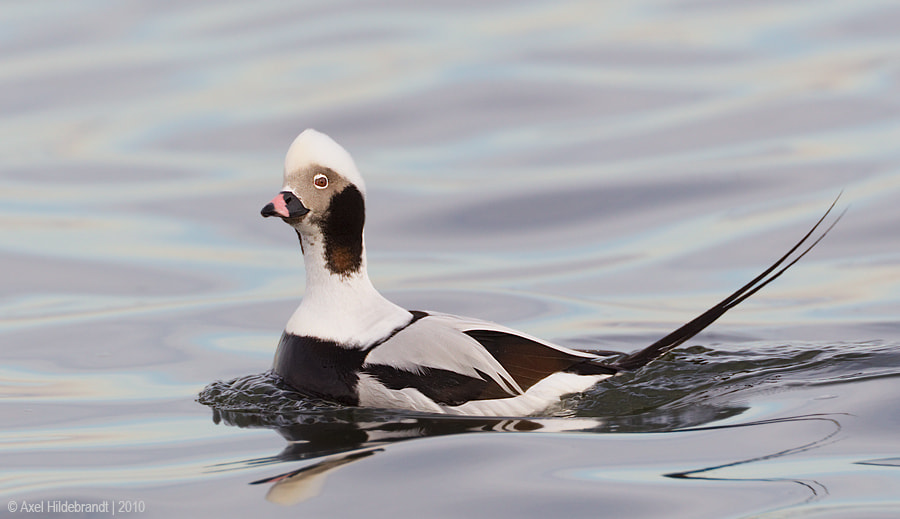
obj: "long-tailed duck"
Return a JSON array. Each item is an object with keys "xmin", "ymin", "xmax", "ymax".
[{"xmin": 260, "ymin": 129, "xmax": 841, "ymax": 416}]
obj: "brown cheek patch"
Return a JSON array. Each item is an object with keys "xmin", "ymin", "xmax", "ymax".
[
  {"xmin": 327, "ymin": 245, "xmax": 362, "ymax": 276},
  {"xmin": 320, "ymin": 185, "xmax": 366, "ymax": 277}
]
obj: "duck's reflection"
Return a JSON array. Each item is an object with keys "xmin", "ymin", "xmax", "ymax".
[
  {"xmin": 202, "ymin": 376, "xmax": 843, "ymax": 507},
  {"xmin": 212, "ymin": 406, "xmax": 568, "ymax": 460},
  {"xmin": 209, "ymin": 406, "xmax": 600, "ymax": 504},
  {"xmin": 250, "ymin": 448, "xmax": 382, "ymax": 506}
]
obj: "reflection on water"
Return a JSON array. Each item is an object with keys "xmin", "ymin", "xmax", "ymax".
[
  {"xmin": 202, "ymin": 379, "xmax": 604, "ymax": 504},
  {"xmin": 663, "ymin": 415, "xmax": 843, "ymax": 501},
  {"xmin": 203, "ymin": 389, "xmax": 845, "ymax": 507}
]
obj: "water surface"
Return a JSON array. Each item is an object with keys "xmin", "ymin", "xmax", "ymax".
[{"xmin": 3, "ymin": 1, "xmax": 900, "ymax": 517}]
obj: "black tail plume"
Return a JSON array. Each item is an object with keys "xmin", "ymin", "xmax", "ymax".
[{"xmin": 612, "ymin": 196, "xmax": 845, "ymax": 371}]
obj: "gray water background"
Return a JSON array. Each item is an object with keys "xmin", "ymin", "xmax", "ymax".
[{"xmin": 3, "ymin": 1, "xmax": 900, "ymax": 517}]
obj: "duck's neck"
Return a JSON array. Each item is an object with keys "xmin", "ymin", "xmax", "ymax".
[{"xmin": 285, "ymin": 230, "xmax": 412, "ymax": 347}]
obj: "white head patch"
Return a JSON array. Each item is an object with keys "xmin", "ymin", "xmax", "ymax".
[{"xmin": 284, "ymin": 129, "xmax": 366, "ymax": 194}]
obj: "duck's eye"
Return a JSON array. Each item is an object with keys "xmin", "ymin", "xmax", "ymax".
[{"xmin": 313, "ymin": 174, "xmax": 328, "ymax": 189}]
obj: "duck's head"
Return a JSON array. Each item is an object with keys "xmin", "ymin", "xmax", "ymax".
[{"xmin": 262, "ymin": 129, "xmax": 367, "ymax": 276}]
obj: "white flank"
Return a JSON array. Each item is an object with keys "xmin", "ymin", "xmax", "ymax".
[
  {"xmin": 356, "ymin": 373, "xmax": 446, "ymax": 413},
  {"xmin": 356, "ymin": 371, "xmax": 610, "ymax": 417},
  {"xmin": 445, "ymin": 372, "xmax": 609, "ymax": 416}
]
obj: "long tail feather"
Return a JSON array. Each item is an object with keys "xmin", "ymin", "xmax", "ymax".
[{"xmin": 612, "ymin": 196, "xmax": 845, "ymax": 371}]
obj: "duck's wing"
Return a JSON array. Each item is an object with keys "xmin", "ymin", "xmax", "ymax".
[{"xmin": 362, "ymin": 312, "xmax": 615, "ymax": 406}]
